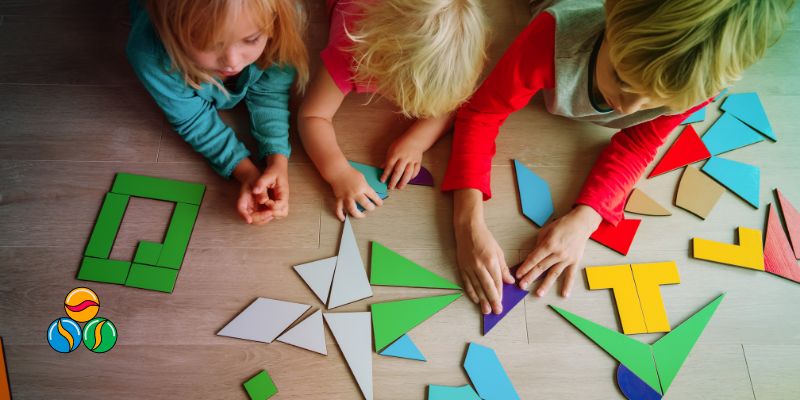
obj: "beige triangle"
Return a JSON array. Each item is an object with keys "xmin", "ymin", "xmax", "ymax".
[
  {"xmin": 675, "ymin": 166, "xmax": 725, "ymax": 219},
  {"xmin": 625, "ymin": 188, "xmax": 671, "ymax": 216}
]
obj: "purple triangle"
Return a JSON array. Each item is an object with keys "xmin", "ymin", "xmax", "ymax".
[
  {"xmin": 408, "ymin": 166, "xmax": 434, "ymax": 186},
  {"xmin": 482, "ymin": 265, "xmax": 530, "ymax": 335}
]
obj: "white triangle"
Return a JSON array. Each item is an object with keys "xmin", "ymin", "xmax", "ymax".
[
  {"xmin": 276, "ymin": 309, "xmax": 327, "ymax": 355},
  {"xmin": 327, "ymin": 217, "xmax": 373, "ymax": 309},
  {"xmin": 293, "ymin": 256, "xmax": 337, "ymax": 304},
  {"xmin": 217, "ymin": 298, "xmax": 310, "ymax": 343},
  {"xmin": 324, "ymin": 312, "xmax": 373, "ymax": 400}
]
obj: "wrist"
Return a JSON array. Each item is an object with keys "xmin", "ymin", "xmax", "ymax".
[
  {"xmin": 232, "ymin": 158, "xmax": 259, "ymax": 183},
  {"xmin": 321, "ymin": 158, "xmax": 352, "ymax": 183},
  {"xmin": 266, "ymin": 154, "xmax": 289, "ymax": 169},
  {"xmin": 454, "ymin": 189, "xmax": 485, "ymax": 230},
  {"xmin": 571, "ymin": 204, "xmax": 603, "ymax": 232}
]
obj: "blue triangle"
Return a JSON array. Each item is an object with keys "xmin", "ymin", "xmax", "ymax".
[
  {"xmin": 379, "ymin": 334, "xmax": 426, "ymax": 361},
  {"xmin": 513, "ymin": 160, "xmax": 554, "ymax": 227},
  {"xmin": 680, "ymin": 107, "xmax": 706, "ymax": 125},
  {"xmin": 720, "ymin": 93, "xmax": 775, "ymax": 140},
  {"xmin": 701, "ymin": 113, "xmax": 764, "ymax": 155},
  {"xmin": 713, "ymin": 88, "xmax": 729, "ymax": 102},
  {"xmin": 701, "ymin": 157, "xmax": 760, "ymax": 208}
]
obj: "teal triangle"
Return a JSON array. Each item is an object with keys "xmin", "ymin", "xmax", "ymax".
[
  {"xmin": 681, "ymin": 107, "xmax": 706, "ymax": 125},
  {"xmin": 701, "ymin": 113, "xmax": 764, "ymax": 155},
  {"xmin": 428, "ymin": 384, "xmax": 481, "ymax": 400},
  {"xmin": 550, "ymin": 306, "xmax": 662, "ymax": 394},
  {"xmin": 701, "ymin": 157, "xmax": 760, "ymax": 208},
  {"xmin": 379, "ymin": 334, "xmax": 426, "ymax": 361},
  {"xmin": 370, "ymin": 242, "xmax": 461, "ymax": 289},
  {"xmin": 349, "ymin": 161, "xmax": 388, "ymax": 195},
  {"xmin": 653, "ymin": 293, "xmax": 725, "ymax": 393},
  {"xmin": 720, "ymin": 93, "xmax": 775, "ymax": 140}
]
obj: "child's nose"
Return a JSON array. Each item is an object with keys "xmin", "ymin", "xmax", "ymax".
[{"xmin": 221, "ymin": 49, "xmax": 239, "ymax": 70}]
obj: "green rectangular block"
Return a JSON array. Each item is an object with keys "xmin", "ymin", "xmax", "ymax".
[
  {"xmin": 84, "ymin": 192, "xmax": 130, "ymax": 259},
  {"xmin": 157, "ymin": 203, "xmax": 200, "ymax": 269},
  {"xmin": 134, "ymin": 241, "xmax": 162, "ymax": 265},
  {"xmin": 77, "ymin": 257, "xmax": 131, "ymax": 284},
  {"xmin": 243, "ymin": 370, "xmax": 278, "ymax": 399},
  {"xmin": 111, "ymin": 173, "xmax": 205, "ymax": 205},
  {"xmin": 125, "ymin": 264, "xmax": 179, "ymax": 293}
]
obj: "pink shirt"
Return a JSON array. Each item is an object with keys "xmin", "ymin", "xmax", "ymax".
[{"xmin": 321, "ymin": 0, "xmax": 376, "ymax": 94}]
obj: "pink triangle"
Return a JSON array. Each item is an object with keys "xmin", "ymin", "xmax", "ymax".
[
  {"xmin": 764, "ymin": 205, "xmax": 800, "ymax": 283},
  {"xmin": 777, "ymin": 190, "xmax": 800, "ymax": 260},
  {"xmin": 590, "ymin": 219, "xmax": 641, "ymax": 256},
  {"xmin": 648, "ymin": 126, "xmax": 711, "ymax": 178}
]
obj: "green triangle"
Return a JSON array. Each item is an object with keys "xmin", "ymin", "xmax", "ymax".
[
  {"xmin": 371, "ymin": 293, "xmax": 461, "ymax": 352},
  {"xmin": 653, "ymin": 293, "xmax": 725, "ymax": 393},
  {"xmin": 550, "ymin": 306, "xmax": 662, "ymax": 394},
  {"xmin": 349, "ymin": 161, "xmax": 388, "ymax": 195},
  {"xmin": 370, "ymin": 242, "xmax": 461, "ymax": 290}
]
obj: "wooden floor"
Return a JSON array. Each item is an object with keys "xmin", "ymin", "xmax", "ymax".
[{"xmin": 1, "ymin": 1, "xmax": 799, "ymax": 399}]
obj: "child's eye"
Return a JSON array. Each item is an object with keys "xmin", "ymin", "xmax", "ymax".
[{"xmin": 244, "ymin": 34, "xmax": 262, "ymax": 44}]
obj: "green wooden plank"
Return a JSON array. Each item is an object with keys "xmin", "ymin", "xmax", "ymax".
[
  {"xmin": 134, "ymin": 241, "xmax": 162, "ymax": 265},
  {"xmin": 111, "ymin": 173, "xmax": 205, "ymax": 205},
  {"xmin": 243, "ymin": 370, "xmax": 278, "ymax": 399},
  {"xmin": 125, "ymin": 264, "xmax": 178, "ymax": 293},
  {"xmin": 84, "ymin": 192, "xmax": 129, "ymax": 258},
  {"xmin": 156, "ymin": 203, "xmax": 200, "ymax": 269},
  {"xmin": 77, "ymin": 257, "xmax": 131, "ymax": 284}
]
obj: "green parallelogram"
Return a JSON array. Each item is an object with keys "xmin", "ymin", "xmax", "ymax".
[
  {"xmin": 84, "ymin": 192, "xmax": 130, "ymax": 259},
  {"xmin": 125, "ymin": 264, "xmax": 179, "ymax": 293},
  {"xmin": 371, "ymin": 293, "xmax": 461, "ymax": 352},
  {"xmin": 111, "ymin": 173, "xmax": 205, "ymax": 205},
  {"xmin": 370, "ymin": 242, "xmax": 461, "ymax": 289},
  {"xmin": 77, "ymin": 257, "xmax": 131, "ymax": 284},
  {"xmin": 156, "ymin": 203, "xmax": 200, "ymax": 269}
]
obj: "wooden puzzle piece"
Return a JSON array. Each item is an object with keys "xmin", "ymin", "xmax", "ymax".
[
  {"xmin": 483, "ymin": 265, "xmax": 531, "ymax": 335},
  {"xmin": 586, "ymin": 265, "xmax": 646, "ymax": 335},
  {"xmin": 631, "ymin": 262, "xmax": 680, "ymax": 333},
  {"xmin": 625, "ymin": 189, "xmax": 671, "ymax": 216},
  {"xmin": 217, "ymin": 298, "xmax": 310, "ymax": 344},
  {"xmin": 617, "ymin": 364, "xmax": 663, "ymax": 400},
  {"xmin": 293, "ymin": 256, "xmax": 337, "ymax": 304},
  {"xmin": 777, "ymin": 190, "xmax": 800, "ymax": 259},
  {"xmin": 701, "ymin": 113, "xmax": 764, "ymax": 155},
  {"xmin": 328, "ymin": 217, "xmax": 373, "ymax": 309},
  {"xmin": 277, "ymin": 309, "xmax": 327, "ymax": 355},
  {"xmin": 1, "ymin": 337, "xmax": 10, "ymax": 400},
  {"xmin": 463, "ymin": 342, "xmax": 520, "ymax": 400},
  {"xmin": 77, "ymin": 257, "xmax": 131, "ymax": 284},
  {"xmin": 680, "ymin": 107, "xmax": 705, "ymax": 125},
  {"xmin": 84, "ymin": 192, "xmax": 130, "ymax": 259},
  {"xmin": 378, "ymin": 334, "xmax": 426, "ymax": 361},
  {"xmin": 702, "ymin": 157, "xmax": 760, "ymax": 208},
  {"xmin": 111, "ymin": 172, "xmax": 205, "ymax": 205},
  {"xmin": 370, "ymin": 242, "xmax": 460, "ymax": 290},
  {"xmin": 720, "ymin": 92, "xmax": 775, "ymax": 140},
  {"xmin": 156, "ymin": 203, "xmax": 200, "ymax": 269},
  {"xmin": 371, "ymin": 293, "xmax": 461, "ymax": 352},
  {"xmin": 513, "ymin": 159, "xmax": 554, "ymax": 227},
  {"xmin": 243, "ymin": 370, "xmax": 277, "ymax": 400},
  {"xmin": 692, "ymin": 227, "xmax": 765, "ymax": 271},
  {"xmin": 763, "ymin": 205, "xmax": 800, "ymax": 283},
  {"xmin": 675, "ymin": 166, "xmax": 725, "ymax": 219},
  {"xmin": 133, "ymin": 241, "xmax": 162, "ymax": 265},
  {"xmin": 125, "ymin": 263, "xmax": 179, "ymax": 293},
  {"xmin": 590, "ymin": 219, "xmax": 641, "ymax": 256},
  {"xmin": 428, "ymin": 384, "xmax": 481, "ymax": 400},
  {"xmin": 648, "ymin": 126, "xmax": 710, "ymax": 178},
  {"xmin": 408, "ymin": 165, "xmax": 434, "ymax": 186},
  {"xmin": 324, "ymin": 312, "xmax": 373, "ymax": 400},
  {"xmin": 348, "ymin": 161, "xmax": 388, "ymax": 196}
]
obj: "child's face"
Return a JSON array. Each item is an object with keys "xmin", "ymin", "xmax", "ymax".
[
  {"xmin": 595, "ymin": 35, "xmax": 665, "ymax": 115},
  {"xmin": 186, "ymin": 13, "xmax": 269, "ymax": 79}
]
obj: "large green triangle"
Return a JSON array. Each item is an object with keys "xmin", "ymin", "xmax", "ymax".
[
  {"xmin": 370, "ymin": 242, "xmax": 461, "ymax": 290},
  {"xmin": 371, "ymin": 293, "xmax": 462, "ymax": 352},
  {"xmin": 652, "ymin": 293, "xmax": 725, "ymax": 393},
  {"xmin": 550, "ymin": 306, "xmax": 662, "ymax": 394}
]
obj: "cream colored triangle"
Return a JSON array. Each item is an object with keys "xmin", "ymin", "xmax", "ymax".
[{"xmin": 625, "ymin": 188, "xmax": 671, "ymax": 216}]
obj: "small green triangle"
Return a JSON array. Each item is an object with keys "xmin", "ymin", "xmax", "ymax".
[
  {"xmin": 349, "ymin": 161, "xmax": 388, "ymax": 195},
  {"xmin": 371, "ymin": 293, "xmax": 462, "ymax": 352},
  {"xmin": 550, "ymin": 306, "xmax": 662, "ymax": 394},
  {"xmin": 653, "ymin": 293, "xmax": 725, "ymax": 393},
  {"xmin": 370, "ymin": 242, "xmax": 461, "ymax": 290}
]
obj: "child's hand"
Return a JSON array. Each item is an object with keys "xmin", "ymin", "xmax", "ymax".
[
  {"xmin": 330, "ymin": 166, "xmax": 384, "ymax": 221},
  {"xmin": 516, "ymin": 205, "xmax": 603, "ymax": 297},
  {"xmin": 455, "ymin": 219, "xmax": 515, "ymax": 315},
  {"xmin": 380, "ymin": 135, "xmax": 424, "ymax": 190},
  {"xmin": 233, "ymin": 156, "xmax": 289, "ymax": 225}
]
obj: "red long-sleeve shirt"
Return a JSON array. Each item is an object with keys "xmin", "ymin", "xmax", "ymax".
[{"xmin": 441, "ymin": 13, "xmax": 708, "ymax": 225}]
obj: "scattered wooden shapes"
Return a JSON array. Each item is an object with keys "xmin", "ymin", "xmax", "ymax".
[
  {"xmin": 625, "ymin": 189, "xmax": 671, "ymax": 216},
  {"xmin": 463, "ymin": 342, "xmax": 520, "ymax": 400},
  {"xmin": 513, "ymin": 159, "xmax": 554, "ymax": 227},
  {"xmin": 293, "ymin": 256, "xmax": 337, "ymax": 304},
  {"xmin": 349, "ymin": 161, "xmax": 388, "ymax": 196},
  {"xmin": 378, "ymin": 334, "xmax": 426, "ymax": 361},
  {"xmin": 630, "ymin": 262, "xmax": 680, "ymax": 333},
  {"xmin": 328, "ymin": 217, "xmax": 373, "ymax": 309},
  {"xmin": 617, "ymin": 364, "xmax": 662, "ymax": 400},
  {"xmin": 1, "ymin": 337, "xmax": 10, "ymax": 400},
  {"xmin": 777, "ymin": 190, "xmax": 800, "ymax": 259},
  {"xmin": 276, "ymin": 309, "xmax": 327, "ymax": 355},
  {"xmin": 371, "ymin": 293, "xmax": 461, "ymax": 352},
  {"xmin": 675, "ymin": 166, "xmax": 725, "ymax": 219},
  {"xmin": 217, "ymin": 298, "xmax": 310, "ymax": 344},
  {"xmin": 648, "ymin": 125, "xmax": 710, "ymax": 178},
  {"xmin": 586, "ymin": 264, "xmax": 646, "ymax": 335},
  {"xmin": 692, "ymin": 227, "xmax": 765, "ymax": 271},
  {"xmin": 701, "ymin": 157, "xmax": 760, "ymax": 208},
  {"xmin": 428, "ymin": 384, "xmax": 481, "ymax": 400},
  {"xmin": 369, "ymin": 242, "xmax": 460, "ymax": 290},
  {"xmin": 483, "ymin": 265, "xmax": 530, "ymax": 335},
  {"xmin": 324, "ymin": 312, "xmax": 374, "ymax": 400},
  {"xmin": 701, "ymin": 113, "xmax": 764, "ymax": 155},
  {"xmin": 408, "ymin": 165, "xmax": 434, "ymax": 186},
  {"xmin": 243, "ymin": 370, "xmax": 278, "ymax": 400},
  {"xmin": 590, "ymin": 219, "xmax": 642, "ymax": 256},
  {"xmin": 720, "ymin": 92, "xmax": 776, "ymax": 140},
  {"xmin": 763, "ymin": 205, "xmax": 800, "ymax": 283}
]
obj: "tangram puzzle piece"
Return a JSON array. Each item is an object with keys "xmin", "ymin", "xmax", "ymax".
[
  {"xmin": 1, "ymin": 337, "xmax": 10, "ymax": 400},
  {"xmin": 217, "ymin": 298, "xmax": 310, "ymax": 344},
  {"xmin": 428, "ymin": 384, "xmax": 481, "ymax": 400},
  {"xmin": 777, "ymin": 190, "xmax": 800, "ymax": 259},
  {"xmin": 680, "ymin": 107, "xmax": 705, "ymax": 125},
  {"xmin": 276, "ymin": 309, "xmax": 327, "ymax": 355},
  {"xmin": 463, "ymin": 342, "xmax": 520, "ymax": 400},
  {"xmin": 702, "ymin": 157, "xmax": 760, "ymax": 208},
  {"xmin": 324, "ymin": 312, "xmax": 373, "ymax": 400},
  {"xmin": 483, "ymin": 265, "xmax": 530, "ymax": 335},
  {"xmin": 328, "ymin": 216, "xmax": 373, "ymax": 309},
  {"xmin": 590, "ymin": 219, "xmax": 641, "ymax": 256},
  {"xmin": 371, "ymin": 293, "xmax": 461, "ymax": 352},
  {"xmin": 720, "ymin": 92, "xmax": 775, "ymax": 140},
  {"xmin": 513, "ymin": 159, "xmax": 554, "ymax": 227},
  {"xmin": 617, "ymin": 364, "xmax": 662, "ymax": 400},
  {"xmin": 693, "ymin": 227, "xmax": 764, "ymax": 271},
  {"xmin": 631, "ymin": 262, "xmax": 680, "ymax": 333},
  {"xmin": 701, "ymin": 113, "xmax": 764, "ymax": 155},
  {"xmin": 764, "ymin": 205, "xmax": 800, "ymax": 283},
  {"xmin": 378, "ymin": 334, "xmax": 426, "ymax": 361},
  {"xmin": 370, "ymin": 242, "xmax": 460, "ymax": 289},
  {"xmin": 349, "ymin": 160, "xmax": 388, "ymax": 196},
  {"xmin": 586, "ymin": 264, "xmax": 646, "ymax": 335},
  {"xmin": 625, "ymin": 189, "xmax": 671, "ymax": 216},
  {"xmin": 551, "ymin": 294, "xmax": 725, "ymax": 395},
  {"xmin": 648, "ymin": 125, "xmax": 710, "ymax": 178},
  {"xmin": 293, "ymin": 256, "xmax": 337, "ymax": 304},
  {"xmin": 243, "ymin": 370, "xmax": 277, "ymax": 400},
  {"xmin": 714, "ymin": 88, "xmax": 730, "ymax": 102},
  {"xmin": 408, "ymin": 165, "xmax": 434, "ymax": 186},
  {"xmin": 675, "ymin": 166, "xmax": 725, "ymax": 219}
]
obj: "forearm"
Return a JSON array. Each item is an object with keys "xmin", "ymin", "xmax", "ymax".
[
  {"xmin": 232, "ymin": 157, "xmax": 260, "ymax": 183},
  {"xmin": 402, "ymin": 113, "xmax": 454, "ymax": 150},
  {"xmin": 454, "ymin": 188, "xmax": 486, "ymax": 229},
  {"xmin": 298, "ymin": 115, "xmax": 351, "ymax": 183}
]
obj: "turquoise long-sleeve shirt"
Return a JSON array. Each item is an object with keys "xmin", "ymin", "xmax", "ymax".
[{"xmin": 125, "ymin": 4, "xmax": 295, "ymax": 177}]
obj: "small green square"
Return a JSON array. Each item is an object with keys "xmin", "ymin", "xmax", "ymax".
[
  {"xmin": 125, "ymin": 264, "xmax": 179, "ymax": 293},
  {"xmin": 134, "ymin": 241, "xmax": 162, "ymax": 265},
  {"xmin": 77, "ymin": 257, "xmax": 131, "ymax": 284},
  {"xmin": 243, "ymin": 370, "xmax": 277, "ymax": 400}
]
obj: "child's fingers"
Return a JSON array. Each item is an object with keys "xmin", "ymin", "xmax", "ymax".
[
  {"xmin": 237, "ymin": 196, "xmax": 254, "ymax": 224},
  {"xmin": 517, "ymin": 246, "xmax": 550, "ymax": 280},
  {"xmin": 397, "ymin": 163, "xmax": 416, "ymax": 189},
  {"xmin": 346, "ymin": 199, "xmax": 366, "ymax": 219},
  {"xmin": 467, "ymin": 271, "xmax": 491, "ymax": 315},
  {"xmin": 388, "ymin": 161, "xmax": 407, "ymax": 190},
  {"xmin": 561, "ymin": 264, "xmax": 576, "ymax": 298},
  {"xmin": 335, "ymin": 200, "xmax": 346, "ymax": 222},
  {"xmin": 460, "ymin": 271, "xmax": 480, "ymax": 304},
  {"xmin": 535, "ymin": 262, "xmax": 567, "ymax": 297},
  {"xmin": 475, "ymin": 267, "xmax": 502, "ymax": 315},
  {"xmin": 381, "ymin": 158, "xmax": 398, "ymax": 183},
  {"xmin": 250, "ymin": 209, "xmax": 275, "ymax": 225},
  {"xmin": 523, "ymin": 253, "xmax": 559, "ymax": 287},
  {"xmin": 356, "ymin": 194, "xmax": 375, "ymax": 212},
  {"xmin": 365, "ymin": 189, "xmax": 384, "ymax": 207}
]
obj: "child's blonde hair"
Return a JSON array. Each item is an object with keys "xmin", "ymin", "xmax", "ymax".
[
  {"xmin": 606, "ymin": 0, "xmax": 794, "ymax": 110},
  {"xmin": 348, "ymin": 0, "xmax": 488, "ymax": 118},
  {"xmin": 145, "ymin": 0, "xmax": 309, "ymax": 92}
]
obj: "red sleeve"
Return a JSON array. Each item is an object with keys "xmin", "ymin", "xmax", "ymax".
[
  {"xmin": 441, "ymin": 12, "xmax": 556, "ymax": 199},
  {"xmin": 575, "ymin": 100, "xmax": 711, "ymax": 225}
]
